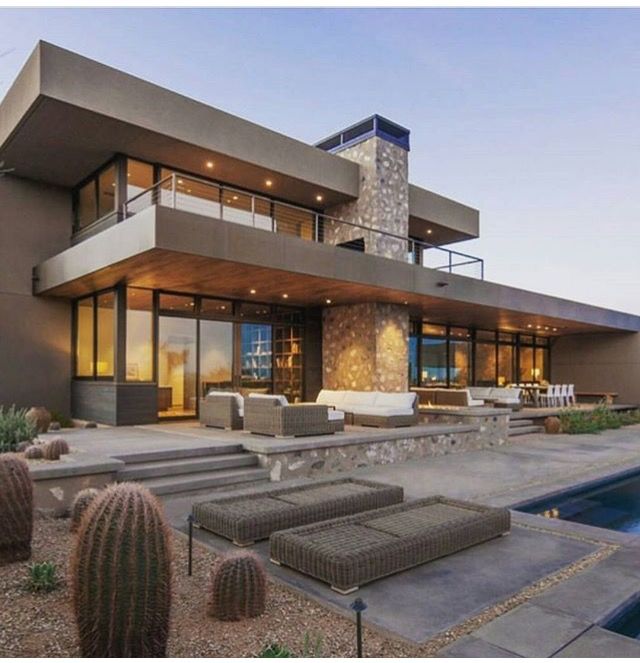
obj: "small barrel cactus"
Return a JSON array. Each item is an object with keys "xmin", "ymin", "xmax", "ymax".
[
  {"xmin": 71, "ymin": 483, "xmax": 172, "ymax": 657},
  {"xmin": 207, "ymin": 551, "xmax": 267, "ymax": 621},
  {"xmin": 0, "ymin": 454, "xmax": 33, "ymax": 564},
  {"xmin": 69, "ymin": 488, "xmax": 100, "ymax": 533},
  {"xmin": 24, "ymin": 445, "xmax": 43, "ymax": 460},
  {"xmin": 16, "ymin": 440, "xmax": 33, "ymax": 453},
  {"xmin": 46, "ymin": 437, "xmax": 69, "ymax": 457},
  {"xmin": 545, "ymin": 416, "xmax": 562, "ymax": 434}
]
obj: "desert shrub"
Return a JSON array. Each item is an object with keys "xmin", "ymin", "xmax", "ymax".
[
  {"xmin": 559, "ymin": 406, "xmax": 640, "ymax": 434},
  {"xmin": 27, "ymin": 561, "xmax": 59, "ymax": 592},
  {"xmin": 0, "ymin": 406, "xmax": 37, "ymax": 453},
  {"xmin": 50, "ymin": 411, "xmax": 74, "ymax": 429},
  {"xmin": 258, "ymin": 644, "xmax": 295, "ymax": 658}
]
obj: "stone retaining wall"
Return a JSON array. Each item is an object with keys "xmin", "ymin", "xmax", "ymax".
[{"xmin": 254, "ymin": 422, "xmax": 507, "ymax": 482}]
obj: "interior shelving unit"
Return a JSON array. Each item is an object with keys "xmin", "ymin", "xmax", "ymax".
[{"xmin": 274, "ymin": 325, "xmax": 303, "ymax": 402}]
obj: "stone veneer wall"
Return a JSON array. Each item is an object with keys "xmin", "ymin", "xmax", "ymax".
[
  {"xmin": 323, "ymin": 303, "xmax": 409, "ymax": 391},
  {"xmin": 255, "ymin": 417, "xmax": 509, "ymax": 482},
  {"xmin": 324, "ymin": 136, "xmax": 409, "ymax": 261}
]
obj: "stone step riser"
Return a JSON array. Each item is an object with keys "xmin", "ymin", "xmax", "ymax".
[
  {"xmin": 137, "ymin": 468, "xmax": 271, "ymax": 496},
  {"xmin": 111, "ymin": 444, "xmax": 244, "ymax": 465},
  {"xmin": 508, "ymin": 426, "xmax": 545, "ymax": 437},
  {"xmin": 118, "ymin": 454, "xmax": 258, "ymax": 481}
]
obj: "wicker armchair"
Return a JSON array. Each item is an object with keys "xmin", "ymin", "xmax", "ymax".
[
  {"xmin": 243, "ymin": 396, "xmax": 343, "ymax": 438},
  {"xmin": 199, "ymin": 392, "xmax": 244, "ymax": 430}
]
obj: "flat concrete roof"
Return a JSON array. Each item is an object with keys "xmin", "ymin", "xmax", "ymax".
[
  {"xmin": 0, "ymin": 41, "xmax": 479, "ymax": 240},
  {"xmin": 33, "ymin": 206, "xmax": 640, "ymax": 335}
]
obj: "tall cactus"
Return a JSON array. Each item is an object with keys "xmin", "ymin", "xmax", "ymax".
[
  {"xmin": 0, "ymin": 454, "xmax": 33, "ymax": 564},
  {"xmin": 71, "ymin": 483, "xmax": 172, "ymax": 657},
  {"xmin": 207, "ymin": 551, "xmax": 267, "ymax": 621}
]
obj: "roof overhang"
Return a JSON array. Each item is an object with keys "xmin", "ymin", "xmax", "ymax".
[
  {"xmin": 0, "ymin": 42, "xmax": 360, "ymax": 208},
  {"xmin": 33, "ymin": 206, "xmax": 640, "ymax": 336},
  {"xmin": 408, "ymin": 184, "xmax": 480, "ymax": 246}
]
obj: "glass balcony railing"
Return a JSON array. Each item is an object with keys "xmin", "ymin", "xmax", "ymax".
[{"xmin": 122, "ymin": 173, "xmax": 485, "ymax": 279}]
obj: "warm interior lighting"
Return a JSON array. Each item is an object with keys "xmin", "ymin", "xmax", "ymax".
[
  {"xmin": 265, "ymin": 179, "xmax": 273, "ymax": 187},
  {"xmin": 250, "ymin": 288, "xmax": 256, "ymax": 295},
  {"xmin": 282, "ymin": 293, "xmax": 289, "ymax": 299},
  {"xmin": 206, "ymin": 161, "xmax": 214, "ymax": 169},
  {"xmin": 326, "ymin": 299, "xmax": 332, "ymax": 304}
]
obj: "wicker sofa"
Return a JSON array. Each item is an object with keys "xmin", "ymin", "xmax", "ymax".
[
  {"xmin": 468, "ymin": 387, "xmax": 522, "ymax": 409},
  {"xmin": 243, "ymin": 394, "xmax": 344, "ymax": 438},
  {"xmin": 199, "ymin": 391, "xmax": 244, "ymax": 430},
  {"xmin": 270, "ymin": 496, "xmax": 511, "ymax": 593},
  {"xmin": 316, "ymin": 390, "xmax": 419, "ymax": 428},
  {"xmin": 192, "ymin": 478, "xmax": 404, "ymax": 546}
]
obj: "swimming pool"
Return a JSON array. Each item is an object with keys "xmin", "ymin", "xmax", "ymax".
[{"xmin": 519, "ymin": 470, "xmax": 640, "ymax": 533}]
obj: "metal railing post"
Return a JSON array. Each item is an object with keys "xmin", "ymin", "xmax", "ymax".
[
  {"xmin": 171, "ymin": 173, "xmax": 177, "ymax": 209},
  {"xmin": 314, "ymin": 214, "xmax": 319, "ymax": 242},
  {"xmin": 251, "ymin": 194, "xmax": 255, "ymax": 227}
]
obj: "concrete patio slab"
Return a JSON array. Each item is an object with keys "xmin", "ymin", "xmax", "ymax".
[
  {"xmin": 166, "ymin": 501, "xmax": 597, "ymax": 645},
  {"xmin": 473, "ymin": 603, "xmax": 591, "ymax": 657},
  {"xmin": 531, "ymin": 565, "xmax": 640, "ymax": 624},
  {"xmin": 440, "ymin": 635, "xmax": 521, "ymax": 657},
  {"xmin": 553, "ymin": 625, "xmax": 640, "ymax": 658}
]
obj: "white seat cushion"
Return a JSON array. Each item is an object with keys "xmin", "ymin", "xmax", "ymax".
[
  {"xmin": 206, "ymin": 390, "xmax": 244, "ymax": 413},
  {"xmin": 349, "ymin": 405, "xmax": 415, "ymax": 417},
  {"xmin": 248, "ymin": 393, "xmax": 288, "ymax": 406},
  {"xmin": 316, "ymin": 389, "xmax": 344, "ymax": 408},
  {"xmin": 374, "ymin": 392, "xmax": 416, "ymax": 409},
  {"xmin": 327, "ymin": 409, "xmax": 345, "ymax": 421},
  {"xmin": 343, "ymin": 391, "xmax": 377, "ymax": 406}
]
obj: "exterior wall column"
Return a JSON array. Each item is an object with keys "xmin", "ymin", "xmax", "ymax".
[{"xmin": 322, "ymin": 303, "xmax": 409, "ymax": 392}]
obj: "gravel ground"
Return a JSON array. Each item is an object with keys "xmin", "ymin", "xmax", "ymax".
[{"xmin": 0, "ymin": 518, "xmax": 617, "ymax": 658}]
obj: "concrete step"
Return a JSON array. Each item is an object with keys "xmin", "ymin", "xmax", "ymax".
[
  {"xmin": 139, "ymin": 467, "xmax": 271, "ymax": 496},
  {"xmin": 118, "ymin": 453, "xmax": 258, "ymax": 481},
  {"xmin": 509, "ymin": 419, "xmax": 536, "ymax": 428},
  {"xmin": 508, "ymin": 425, "xmax": 545, "ymax": 437},
  {"xmin": 111, "ymin": 443, "xmax": 243, "ymax": 465}
]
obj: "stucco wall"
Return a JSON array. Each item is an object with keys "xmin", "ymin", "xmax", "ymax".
[
  {"xmin": 552, "ymin": 332, "xmax": 640, "ymax": 405},
  {"xmin": 0, "ymin": 175, "xmax": 72, "ymax": 415},
  {"xmin": 325, "ymin": 136, "xmax": 409, "ymax": 260},
  {"xmin": 322, "ymin": 303, "xmax": 409, "ymax": 391}
]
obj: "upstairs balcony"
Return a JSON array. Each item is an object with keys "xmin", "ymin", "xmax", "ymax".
[{"xmin": 117, "ymin": 174, "xmax": 485, "ymax": 280}]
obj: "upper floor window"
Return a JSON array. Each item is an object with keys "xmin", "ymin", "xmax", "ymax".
[
  {"xmin": 127, "ymin": 159, "xmax": 154, "ymax": 200},
  {"xmin": 74, "ymin": 162, "xmax": 117, "ymax": 230}
]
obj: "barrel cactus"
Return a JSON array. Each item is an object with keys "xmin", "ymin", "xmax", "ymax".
[
  {"xmin": 0, "ymin": 454, "xmax": 33, "ymax": 564},
  {"xmin": 69, "ymin": 488, "xmax": 100, "ymax": 533},
  {"xmin": 45, "ymin": 437, "xmax": 69, "ymax": 457},
  {"xmin": 71, "ymin": 483, "xmax": 172, "ymax": 657},
  {"xmin": 207, "ymin": 551, "xmax": 267, "ymax": 621},
  {"xmin": 24, "ymin": 445, "xmax": 43, "ymax": 460}
]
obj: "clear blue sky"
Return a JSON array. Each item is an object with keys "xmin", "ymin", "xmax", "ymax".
[{"xmin": 1, "ymin": 8, "xmax": 639, "ymax": 314}]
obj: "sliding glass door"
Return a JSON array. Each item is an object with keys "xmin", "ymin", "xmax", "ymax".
[
  {"xmin": 199, "ymin": 320, "xmax": 234, "ymax": 394},
  {"xmin": 158, "ymin": 316, "xmax": 197, "ymax": 418}
]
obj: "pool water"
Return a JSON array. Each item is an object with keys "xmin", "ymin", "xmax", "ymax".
[
  {"xmin": 520, "ymin": 472, "xmax": 640, "ymax": 533},
  {"xmin": 607, "ymin": 600, "xmax": 640, "ymax": 640}
]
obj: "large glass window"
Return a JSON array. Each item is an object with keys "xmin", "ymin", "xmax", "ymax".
[
  {"xmin": 241, "ymin": 323, "xmax": 272, "ymax": 393},
  {"xmin": 420, "ymin": 337, "xmax": 447, "ymax": 386},
  {"xmin": 74, "ymin": 161, "xmax": 117, "ymax": 230},
  {"xmin": 75, "ymin": 297, "xmax": 94, "ymax": 377},
  {"xmin": 519, "ymin": 345, "xmax": 535, "ymax": 382},
  {"xmin": 497, "ymin": 344, "xmax": 515, "ymax": 386},
  {"xmin": 96, "ymin": 292, "xmax": 115, "ymax": 377},
  {"xmin": 158, "ymin": 316, "xmax": 197, "ymax": 417},
  {"xmin": 475, "ymin": 343, "xmax": 496, "ymax": 386},
  {"xmin": 126, "ymin": 159, "xmax": 154, "ymax": 200},
  {"xmin": 409, "ymin": 330, "xmax": 419, "ymax": 387},
  {"xmin": 449, "ymin": 328, "xmax": 471, "ymax": 387},
  {"xmin": 126, "ymin": 288, "xmax": 154, "ymax": 382},
  {"xmin": 200, "ymin": 320, "xmax": 234, "ymax": 394}
]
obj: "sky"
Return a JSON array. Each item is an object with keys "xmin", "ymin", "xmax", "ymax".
[{"xmin": 1, "ymin": 8, "xmax": 639, "ymax": 314}]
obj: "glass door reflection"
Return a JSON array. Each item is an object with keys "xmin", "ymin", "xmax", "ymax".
[
  {"xmin": 158, "ymin": 316, "xmax": 197, "ymax": 418},
  {"xmin": 199, "ymin": 320, "xmax": 234, "ymax": 395}
]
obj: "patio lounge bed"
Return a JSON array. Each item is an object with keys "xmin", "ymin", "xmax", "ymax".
[
  {"xmin": 243, "ymin": 394, "xmax": 344, "ymax": 437},
  {"xmin": 199, "ymin": 391, "xmax": 244, "ymax": 430},
  {"xmin": 192, "ymin": 478, "xmax": 404, "ymax": 546},
  {"xmin": 270, "ymin": 496, "xmax": 510, "ymax": 593}
]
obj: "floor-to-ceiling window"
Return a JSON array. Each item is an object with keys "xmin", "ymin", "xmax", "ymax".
[
  {"xmin": 200, "ymin": 319, "xmax": 234, "ymax": 393},
  {"xmin": 410, "ymin": 320, "xmax": 550, "ymax": 387},
  {"xmin": 125, "ymin": 288, "xmax": 154, "ymax": 382},
  {"xmin": 73, "ymin": 290, "xmax": 115, "ymax": 379},
  {"xmin": 241, "ymin": 324, "xmax": 272, "ymax": 394}
]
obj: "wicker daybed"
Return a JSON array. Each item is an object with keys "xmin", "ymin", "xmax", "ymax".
[
  {"xmin": 192, "ymin": 478, "xmax": 404, "ymax": 546},
  {"xmin": 270, "ymin": 496, "xmax": 510, "ymax": 593}
]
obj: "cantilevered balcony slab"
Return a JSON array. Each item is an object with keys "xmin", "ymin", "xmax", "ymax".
[{"xmin": 33, "ymin": 205, "xmax": 640, "ymax": 336}]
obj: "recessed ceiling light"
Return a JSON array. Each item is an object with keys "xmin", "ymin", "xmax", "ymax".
[
  {"xmin": 326, "ymin": 299, "xmax": 332, "ymax": 304},
  {"xmin": 552, "ymin": 327, "xmax": 558, "ymax": 332},
  {"xmin": 527, "ymin": 324, "xmax": 533, "ymax": 328},
  {"xmin": 233, "ymin": 195, "xmax": 238, "ymax": 201},
  {"xmin": 536, "ymin": 325, "xmax": 541, "ymax": 329},
  {"xmin": 250, "ymin": 288, "xmax": 256, "ymax": 294},
  {"xmin": 316, "ymin": 194, "xmax": 323, "ymax": 202},
  {"xmin": 265, "ymin": 179, "xmax": 273, "ymax": 187},
  {"xmin": 426, "ymin": 229, "xmax": 433, "ymax": 235},
  {"xmin": 178, "ymin": 179, "xmax": 184, "ymax": 185},
  {"xmin": 403, "ymin": 300, "xmax": 409, "ymax": 305},
  {"xmin": 206, "ymin": 161, "xmax": 214, "ymax": 169},
  {"xmin": 282, "ymin": 293, "xmax": 289, "ymax": 299}
]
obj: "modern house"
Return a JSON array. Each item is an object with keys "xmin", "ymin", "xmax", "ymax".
[{"xmin": 2, "ymin": 41, "xmax": 640, "ymax": 425}]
